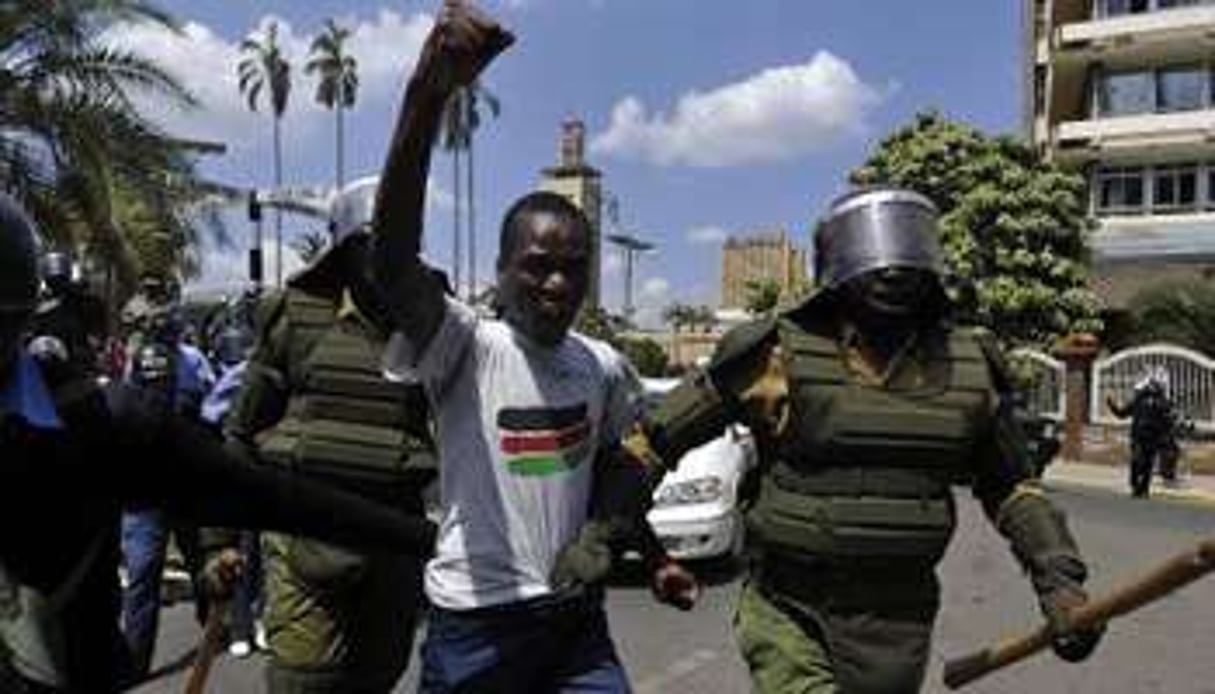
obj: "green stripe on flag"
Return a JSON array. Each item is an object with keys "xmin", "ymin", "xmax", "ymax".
[{"xmin": 507, "ymin": 456, "xmax": 567, "ymax": 477}]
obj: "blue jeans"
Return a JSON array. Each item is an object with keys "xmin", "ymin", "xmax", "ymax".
[
  {"xmin": 121, "ymin": 509, "xmax": 167, "ymax": 678},
  {"xmin": 420, "ymin": 591, "xmax": 631, "ymax": 693}
]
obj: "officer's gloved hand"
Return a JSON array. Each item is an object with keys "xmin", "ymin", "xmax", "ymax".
[
  {"xmin": 1037, "ymin": 563, "xmax": 1104, "ymax": 662},
  {"xmin": 550, "ymin": 520, "xmax": 614, "ymax": 592},
  {"xmin": 200, "ymin": 548, "xmax": 244, "ymax": 601}
]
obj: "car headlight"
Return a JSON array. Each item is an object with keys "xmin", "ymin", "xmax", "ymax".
[{"xmin": 653, "ymin": 476, "xmax": 724, "ymax": 508}]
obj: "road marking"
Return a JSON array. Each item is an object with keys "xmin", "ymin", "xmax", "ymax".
[{"xmin": 634, "ymin": 648, "xmax": 721, "ymax": 693}]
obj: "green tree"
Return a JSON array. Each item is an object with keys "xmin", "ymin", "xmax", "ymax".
[
  {"xmin": 688, "ymin": 304, "xmax": 717, "ymax": 333},
  {"xmin": 1118, "ymin": 279, "xmax": 1215, "ymax": 355},
  {"xmin": 290, "ymin": 229, "xmax": 330, "ymax": 265},
  {"xmin": 744, "ymin": 278, "xmax": 782, "ymax": 317},
  {"xmin": 238, "ymin": 21, "xmax": 292, "ymax": 287},
  {"xmin": 1, "ymin": 0, "xmax": 215, "ymax": 299},
  {"xmin": 440, "ymin": 81, "xmax": 500, "ymax": 298},
  {"xmin": 574, "ymin": 306, "xmax": 627, "ymax": 343},
  {"xmin": 662, "ymin": 302, "xmax": 696, "ymax": 334},
  {"xmin": 618, "ymin": 336, "xmax": 669, "ymax": 377},
  {"xmin": 851, "ymin": 111, "xmax": 1102, "ymax": 346},
  {"xmin": 305, "ymin": 19, "xmax": 358, "ymax": 193}
]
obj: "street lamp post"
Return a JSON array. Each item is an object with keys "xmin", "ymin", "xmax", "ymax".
[{"xmin": 606, "ymin": 233, "xmax": 654, "ymax": 325}]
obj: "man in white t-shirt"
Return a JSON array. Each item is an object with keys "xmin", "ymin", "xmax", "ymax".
[
  {"xmin": 370, "ymin": 7, "xmax": 696, "ymax": 689},
  {"xmin": 380, "ymin": 190, "xmax": 698, "ymax": 691}
]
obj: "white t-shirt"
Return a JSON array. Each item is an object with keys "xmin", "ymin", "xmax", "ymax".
[{"xmin": 383, "ymin": 299, "xmax": 641, "ymax": 610}]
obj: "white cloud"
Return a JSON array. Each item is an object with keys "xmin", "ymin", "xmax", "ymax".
[
  {"xmin": 641, "ymin": 277, "xmax": 670, "ymax": 298},
  {"xmin": 591, "ymin": 51, "xmax": 883, "ymax": 168},
  {"xmin": 186, "ymin": 239, "xmax": 307, "ymax": 297},
  {"xmin": 686, "ymin": 225, "xmax": 729, "ymax": 245},
  {"xmin": 103, "ymin": 11, "xmax": 434, "ymax": 156}
]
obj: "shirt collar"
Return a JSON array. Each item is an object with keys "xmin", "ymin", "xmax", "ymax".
[{"xmin": 0, "ymin": 351, "xmax": 64, "ymax": 430}]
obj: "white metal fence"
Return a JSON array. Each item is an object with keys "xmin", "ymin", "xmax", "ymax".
[{"xmin": 1091, "ymin": 343, "xmax": 1215, "ymax": 433}]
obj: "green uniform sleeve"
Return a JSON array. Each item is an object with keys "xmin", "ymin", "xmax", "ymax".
[
  {"xmin": 201, "ymin": 291, "xmax": 292, "ymax": 554},
  {"xmin": 636, "ymin": 319, "xmax": 777, "ymax": 470},
  {"xmin": 223, "ymin": 290, "xmax": 292, "ymax": 444},
  {"xmin": 967, "ymin": 332, "xmax": 1088, "ymax": 602}
]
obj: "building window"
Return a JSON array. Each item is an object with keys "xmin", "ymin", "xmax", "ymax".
[
  {"xmin": 1095, "ymin": 167, "xmax": 1146, "ymax": 214},
  {"xmin": 1157, "ymin": 66, "xmax": 1206, "ymax": 112},
  {"xmin": 1158, "ymin": 0, "xmax": 1205, "ymax": 8},
  {"xmin": 1097, "ymin": 70, "xmax": 1155, "ymax": 116},
  {"xmin": 1207, "ymin": 167, "xmax": 1215, "ymax": 209},
  {"xmin": 1152, "ymin": 164, "xmax": 1198, "ymax": 212}
]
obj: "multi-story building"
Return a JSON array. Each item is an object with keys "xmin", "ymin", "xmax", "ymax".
[
  {"xmin": 538, "ymin": 118, "xmax": 604, "ymax": 309},
  {"xmin": 720, "ymin": 230, "xmax": 808, "ymax": 311},
  {"xmin": 1026, "ymin": 0, "xmax": 1215, "ymax": 306}
]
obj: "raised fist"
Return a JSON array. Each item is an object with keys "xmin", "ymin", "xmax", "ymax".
[{"xmin": 417, "ymin": 0, "xmax": 515, "ymax": 92}]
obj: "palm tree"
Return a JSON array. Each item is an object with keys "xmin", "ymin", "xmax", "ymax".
[
  {"xmin": 291, "ymin": 229, "xmax": 330, "ymax": 265},
  {"xmin": 304, "ymin": 19, "xmax": 357, "ymax": 198},
  {"xmin": 238, "ymin": 21, "xmax": 292, "ymax": 287},
  {"xmin": 662, "ymin": 302, "xmax": 697, "ymax": 367},
  {"xmin": 1, "ymin": 0, "xmax": 215, "ymax": 304},
  {"xmin": 441, "ymin": 80, "xmax": 500, "ymax": 299}
]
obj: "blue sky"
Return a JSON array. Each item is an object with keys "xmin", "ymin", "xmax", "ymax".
[{"xmin": 115, "ymin": 0, "xmax": 1023, "ymax": 326}]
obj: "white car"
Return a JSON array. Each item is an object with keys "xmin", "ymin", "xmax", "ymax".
[{"xmin": 641, "ymin": 378, "xmax": 756, "ymax": 561}]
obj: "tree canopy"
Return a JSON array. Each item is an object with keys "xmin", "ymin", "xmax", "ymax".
[
  {"xmin": 1116, "ymin": 279, "xmax": 1215, "ymax": 356},
  {"xmin": 850, "ymin": 111, "xmax": 1103, "ymax": 347},
  {"xmin": 1, "ymin": 0, "xmax": 217, "ymax": 296}
]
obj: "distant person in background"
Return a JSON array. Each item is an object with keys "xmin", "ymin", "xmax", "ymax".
[
  {"xmin": 1108, "ymin": 369, "xmax": 1178, "ymax": 498},
  {"xmin": 199, "ymin": 313, "xmax": 266, "ymax": 659},
  {"xmin": 118, "ymin": 298, "xmax": 217, "ymax": 679}
]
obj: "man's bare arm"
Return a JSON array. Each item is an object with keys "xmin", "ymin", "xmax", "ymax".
[{"xmin": 371, "ymin": 1, "xmax": 513, "ymax": 347}]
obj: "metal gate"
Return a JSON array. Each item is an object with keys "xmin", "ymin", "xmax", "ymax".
[
  {"xmin": 1091, "ymin": 343, "xmax": 1215, "ymax": 433},
  {"xmin": 1008, "ymin": 348, "xmax": 1066, "ymax": 421}
]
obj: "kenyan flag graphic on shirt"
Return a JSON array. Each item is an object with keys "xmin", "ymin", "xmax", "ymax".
[{"xmin": 497, "ymin": 403, "xmax": 592, "ymax": 477}]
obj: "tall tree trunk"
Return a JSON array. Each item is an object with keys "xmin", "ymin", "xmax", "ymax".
[
  {"xmin": 273, "ymin": 113, "xmax": 283, "ymax": 288},
  {"xmin": 467, "ymin": 138, "xmax": 476, "ymax": 302},
  {"xmin": 451, "ymin": 149, "xmax": 462, "ymax": 293},
  {"xmin": 335, "ymin": 81, "xmax": 345, "ymax": 194}
]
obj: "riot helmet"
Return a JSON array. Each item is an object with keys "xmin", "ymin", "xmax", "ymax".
[
  {"xmin": 40, "ymin": 251, "xmax": 75, "ymax": 295},
  {"xmin": 130, "ymin": 341, "xmax": 175, "ymax": 390},
  {"xmin": 814, "ymin": 187, "xmax": 948, "ymax": 324},
  {"xmin": 0, "ymin": 193, "xmax": 41, "ymax": 377},
  {"xmin": 329, "ymin": 176, "xmax": 379, "ymax": 243},
  {"xmin": 814, "ymin": 187, "xmax": 944, "ymax": 290}
]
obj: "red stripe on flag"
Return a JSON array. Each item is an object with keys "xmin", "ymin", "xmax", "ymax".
[{"xmin": 500, "ymin": 419, "xmax": 591, "ymax": 454}]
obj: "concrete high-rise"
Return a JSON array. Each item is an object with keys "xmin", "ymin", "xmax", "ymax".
[
  {"xmin": 1025, "ymin": 0, "xmax": 1215, "ymax": 306},
  {"xmin": 538, "ymin": 119, "xmax": 604, "ymax": 309},
  {"xmin": 720, "ymin": 230, "xmax": 807, "ymax": 311}
]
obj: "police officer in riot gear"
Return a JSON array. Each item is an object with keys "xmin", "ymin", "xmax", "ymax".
[
  {"xmin": 1109, "ymin": 371, "xmax": 1179, "ymax": 498},
  {"xmin": 202, "ymin": 176, "xmax": 439, "ymax": 694},
  {"xmin": 27, "ymin": 251, "xmax": 107, "ymax": 377},
  {"xmin": 0, "ymin": 191, "xmax": 437, "ymax": 693},
  {"xmin": 576, "ymin": 187, "xmax": 1104, "ymax": 692}
]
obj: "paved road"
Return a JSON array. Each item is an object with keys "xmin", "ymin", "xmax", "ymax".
[{"xmin": 132, "ymin": 487, "xmax": 1215, "ymax": 693}]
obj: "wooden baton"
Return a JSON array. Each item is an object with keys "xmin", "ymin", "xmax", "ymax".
[
  {"xmin": 943, "ymin": 538, "xmax": 1215, "ymax": 690},
  {"xmin": 183, "ymin": 600, "xmax": 229, "ymax": 694}
]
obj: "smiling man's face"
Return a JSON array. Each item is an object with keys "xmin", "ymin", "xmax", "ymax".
[{"xmin": 497, "ymin": 209, "xmax": 590, "ymax": 347}]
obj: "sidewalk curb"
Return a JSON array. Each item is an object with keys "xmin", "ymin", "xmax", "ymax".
[{"xmin": 1043, "ymin": 459, "xmax": 1215, "ymax": 508}]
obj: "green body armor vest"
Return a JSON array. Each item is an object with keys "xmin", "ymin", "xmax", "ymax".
[
  {"xmin": 256, "ymin": 291, "xmax": 436, "ymax": 505},
  {"xmin": 748, "ymin": 320, "xmax": 992, "ymax": 566}
]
